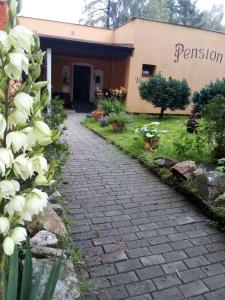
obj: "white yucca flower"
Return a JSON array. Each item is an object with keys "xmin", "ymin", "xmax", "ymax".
[
  {"xmin": 0, "ymin": 180, "xmax": 20, "ymax": 200},
  {"xmin": 11, "ymin": 227, "xmax": 27, "ymax": 245},
  {"xmin": 4, "ymin": 195, "xmax": 26, "ymax": 216},
  {"xmin": 0, "ymin": 149, "xmax": 14, "ymax": 176},
  {"xmin": 5, "ymin": 52, "xmax": 29, "ymax": 80},
  {"xmin": 31, "ymin": 155, "xmax": 48, "ymax": 174},
  {"xmin": 0, "ymin": 114, "xmax": 6, "ymax": 140},
  {"xmin": 0, "ymin": 217, "xmax": 10, "ymax": 235},
  {"xmin": 6, "ymin": 131, "xmax": 29, "ymax": 153},
  {"xmin": 13, "ymin": 154, "xmax": 33, "ymax": 180},
  {"xmin": 3, "ymin": 236, "xmax": 15, "ymax": 256},
  {"xmin": 25, "ymin": 188, "xmax": 48, "ymax": 216},
  {"xmin": 9, "ymin": 25, "xmax": 34, "ymax": 53},
  {"xmin": 14, "ymin": 92, "xmax": 33, "ymax": 115},
  {"xmin": 0, "ymin": 31, "xmax": 10, "ymax": 51},
  {"xmin": 33, "ymin": 121, "xmax": 52, "ymax": 146},
  {"xmin": 9, "ymin": 109, "xmax": 29, "ymax": 126}
]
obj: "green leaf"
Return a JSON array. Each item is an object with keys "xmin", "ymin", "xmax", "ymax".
[
  {"xmin": 20, "ymin": 238, "xmax": 32, "ymax": 300},
  {"xmin": 7, "ymin": 246, "xmax": 18, "ymax": 300},
  {"xmin": 2, "ymin": 262, "xmax": 8, "ymax": 300},
  {"xmin": 29, "ymin": 265, "xmax": 44, "ymax": 300},
  {"xmin": 41, "ymin": 255, "xmax": 63, "ymax": 300}
]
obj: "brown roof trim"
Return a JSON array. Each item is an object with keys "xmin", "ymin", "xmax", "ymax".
[{"xmin": 39, "ymin": 33, "xmax": 134, "ymax": 49}]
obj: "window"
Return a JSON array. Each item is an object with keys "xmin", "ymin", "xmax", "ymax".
[{"xmin": 142, "ymin": 64, "xmax": 156, "ymax": 77}]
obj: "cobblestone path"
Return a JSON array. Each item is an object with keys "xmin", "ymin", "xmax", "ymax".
[{"xmin": 62, "ymin": 112, "xmax": 225, "ymax": 300}]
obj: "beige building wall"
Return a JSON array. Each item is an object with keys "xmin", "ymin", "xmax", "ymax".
[
  {"xmin": 120, "ymin": 18, "xmax": 225, "ymax": 114},
  {"xmin": 19, "ymin": 16, "xmax": 225, "ymax": 115},
  {"xmin": 19, "ymin": 17, "xmax": 114, "ymax": 44}
]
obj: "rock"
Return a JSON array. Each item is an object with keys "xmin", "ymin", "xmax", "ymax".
[
  {"xmin": 213, "ymin": 192, "xmax": 225, "ymax": 208},
  {"xmin": 195, "ymin": 171, "xmax": 225, "ymax": 206},
  {"xmin": 32, "ymin": 258, "xmax": 80, "ymax": 300},
  {"xmin": 27, "ymin": 207, "xmax": 67, "ymax": 237},
  {"xmin": 193, "ymin": 168, "xmax": 204, "ymax": 177},
  {"xmin": 48, "ymin": 191, "xmax": 62, "ymax": 204},
  {"xmin": 30, "ymin": 230, "xmax": 58, "ymax": 247},
  {"xmin": 172, "ymin": 160, "xmax": 197, "ymax": 180},
  {"xmin": 154, "ymin": 157, "xmax": 178, "ymax": 168},
  {"xmin": 49, "ymin": 204, "xmax": 63, "ymax": 216},
  {"xmin": 31, "ymin": 246, "xmax": 64, "ymax": 258},
  {"xmin": 154, "ymin": 158, "xmax": 166, "ymax": 166}
]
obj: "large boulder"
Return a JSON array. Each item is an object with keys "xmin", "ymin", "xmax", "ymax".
[
  {"xmin": 194, "ymin": 171, "xmax": 225, "ymax": 206},
  {"xmin": 48, "ymin": 191, "xmax": 62, "ymax": 204},
  {"xmin": 30, "ymin": 230, "xmax": 58, "ymax": 247},
  {"xmin": 154, "ymin": 157, "xmax": 178, "ymax": 168},
  {"xmin": 172, "ymin": 160, "xmax": 197, "ymax": 180},
  {"xmin": 31, "ymin": 246, "xmax": 64, "ymax": 258},
  {"xmin": 27, "ymin": 207, "xmax": 67, "ymax": 237},
  {"xmin": 32, "ymin": 258, "xmax": 80, "ymax": 300}
]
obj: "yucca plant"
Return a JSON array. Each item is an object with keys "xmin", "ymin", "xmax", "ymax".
[{"xmin": 2, "ymin": 238, "xmax": 63, "ymax": 300}]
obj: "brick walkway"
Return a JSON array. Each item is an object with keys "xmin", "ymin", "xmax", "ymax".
[{"xmin": 62, "ymin": 112, "xmax": 225, "ymax": 300}]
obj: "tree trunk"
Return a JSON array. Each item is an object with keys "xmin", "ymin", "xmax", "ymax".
[
  {"xmin": 106, "ymin": 0, "xmax": 111, "ymax": 29},
  {"xmin": 159, "ymin": 107, "xmax": 165, "ymax": 119}
]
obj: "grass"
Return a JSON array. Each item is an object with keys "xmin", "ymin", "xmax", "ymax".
[{"xmin": 83, "ymin": 114, "xmax": 212, "ymax": 165}]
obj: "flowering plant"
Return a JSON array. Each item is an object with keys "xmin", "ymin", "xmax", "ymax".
[
  {"xmin": 0, "ymin": 0, "xmax": 59, "ymax": 262},
  {"xmin": 95, "ymin": 87, "xmax": 127, "ymax": 102},
  {"xmin": 135, "ymin": 122, "xmax": 167, "ymax": 141}
]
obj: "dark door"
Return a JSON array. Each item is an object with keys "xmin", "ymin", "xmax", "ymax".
[{"xmin": 73, "ymin": 65, "xmax": 91, "ymax": 112}]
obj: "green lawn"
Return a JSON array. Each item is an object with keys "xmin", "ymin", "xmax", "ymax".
[{"xmin": 83, "ymin": 114, "xmax": 212, "ymax": 166}]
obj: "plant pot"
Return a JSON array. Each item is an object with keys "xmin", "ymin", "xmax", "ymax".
[
  {"xmin": 144, "ymin": 136, "xmax": 160, "ymax": 151},
  {"xmin": 112, "ymin": 123, "xmax": 124, "ymax": 133},
  {"xmin": 91, "ymin": 109, "xmax": 105, "ymax": 121}
]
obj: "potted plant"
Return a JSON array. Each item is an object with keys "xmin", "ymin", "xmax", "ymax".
[
  {"xmin": 108, "ymin": 112, "xmax": 130, "ymax": 132},
  {"xmin": 91, "ymin": 108, "xmax": 105, "ymax": 120},
  {"xmin": 136, "ymin": 122, "xmax": 167, "ymax": 151}
]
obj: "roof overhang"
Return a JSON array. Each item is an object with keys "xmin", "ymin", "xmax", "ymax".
[{"xmin": 40, "ymin": 35, "xmax": 134, "ymax": 60}]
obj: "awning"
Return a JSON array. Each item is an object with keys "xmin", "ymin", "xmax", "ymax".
[{"xmin": 40, "ymin": 34, "xmax": 134, "ymax": 60}]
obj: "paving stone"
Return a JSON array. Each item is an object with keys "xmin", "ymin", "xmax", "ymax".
[
  {"xmin": 178, "ymin": 281, "xmax": 209, "ymax": 298},
  {"xmin": 152, "ymin": 287, "xmax": 183, "ymax": 300},
  {"xmin": 179, "ymin": 268, "xmax": 205, "ymax": 283},
  {"xmin": 126, "ymin": 280, "xmax": 156, "ymax": 296},
  {"xmin": 140, "ymin": 255, "xmax": 165, "ymax": 267},
  {"xmin": 153, "ymin": 274, "xmax": 182, "ymax": 290},
  {"xmin": 136, "ymin": 265, "xmax": 164, "ymax": 280},
  {"xmin": 162, "ymin": 261, "xmax": 187, "ymax": 274},
  {"xmin": 203, "ymin": 274, "xmax": 225, "ymax": 290},
  {"xmin": 62, "ymin": 113, "xmax": 225, "ymax": 300},
  {"xmin": 109, "ymin": 271, "xmax": 138, "ymax": 286},
  {"xmin": 115, "ymin": 259, "xmax": 142, "ymax": 273},
  {"xmin": 202, "ymin": 263, "xmax": 225, "ymax": 276}
]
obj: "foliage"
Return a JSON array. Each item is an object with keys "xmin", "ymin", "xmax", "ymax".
[
  {"xmin": 139, "ymin": 73, "xmax": 191, "ymax": 118},
  {"xmin": 202, "ymin": 95, "xmax": 225, "ymax": 158},
  {"xmin": 96, "ymin": 87, "xmax": 127, "ymax": 102},
  {"xmin": 108, "ymin": 112, "xmax": 131, "ymax": 127},
  {"xmin": 215, "ymin": 158, "xmax": 225, "ymax": 173},
  {"xmin": 81, "ymin": 0, "xmax": 149, "ymax": 29},
  {"xmin": 98, "ymin": 99, "xmax": 125, "ymax": 115},
  {"xmin": 2, "ymin": 238, "xmax": 62, "ymax": 300},
  {"xmin": 83, "ymin": 114, "xmax": 211, "ymax": 164},
  {"xmin": 186, "ymin": 113, "xmax": 199, "ymax": 133},
  {"xmin": 44, "ymin": 97, "xmax": 67, "ymax": 130},
  {"xmin": 174, "ymin": 131, "xmax": 212, "ymax": 162},
  {"xmin": 158, "ymin": 167, "xmax": 174, "ymax": 182},
  {"xmin": 135, "ymin": 122, "xmax": 167, "ymax": 141},
  {"xmin": 193, "ymin": 78, "xmax": 225, "ymax": 113}
]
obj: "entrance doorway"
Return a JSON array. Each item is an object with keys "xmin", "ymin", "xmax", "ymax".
[{"xmin": 73, "ymin": 65, "xmax": 95, "ymax": 112}]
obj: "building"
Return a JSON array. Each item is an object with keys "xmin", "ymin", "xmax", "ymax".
[{"xmin": 19, "ymin": 16, "xmax": 225, "ymax": 114}]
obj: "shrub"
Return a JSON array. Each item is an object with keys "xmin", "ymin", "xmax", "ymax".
[
  {"xmin": 202, "ymin": 95, "xmax": 225, "ymax": 158},
  {"xmin": 99, "ymin": 99, "xmax": 125, "ymax": 115},
  {"xmin": 108, "ymin": 112, "xmax": 130, "ymax": 127},
  {"xmin": 139, "ymin": 73, "xmax": 191, "ymax": 118},
  {"xmin": 96, "ymin": 87, "xmax": 127, "ymax": 101},
  {"xmin": 44, "ymin": 96, "xmax": 67, "ymax": 130},
  {"xmin": 193, "ymin": 78, "xmax": 225, "ymax": 113}
]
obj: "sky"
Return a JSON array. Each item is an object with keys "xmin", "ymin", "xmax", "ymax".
[{"xmin": 20, "ymin": 0, "xmax": 225, "ymax": 24}]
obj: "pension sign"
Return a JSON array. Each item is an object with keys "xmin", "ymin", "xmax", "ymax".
[{"xmin": 174, "ymin": 43, "xmax": 224, "ymax": 64}]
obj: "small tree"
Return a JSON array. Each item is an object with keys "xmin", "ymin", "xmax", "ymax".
[
  {"xmin": 193, "ymin": 78, "xmax": 225, "ymax": 113},
  {"xmin": 139, "ymin": 73, "xmax": 191, "ymax": 118},
  {"xmin": 202, "ymin": 94, "xmax": 225, "ymax": 158}
]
